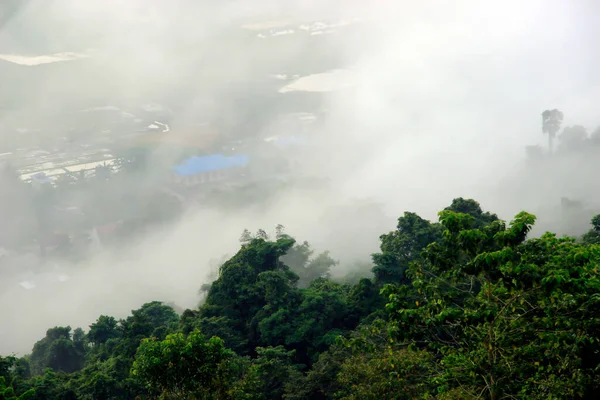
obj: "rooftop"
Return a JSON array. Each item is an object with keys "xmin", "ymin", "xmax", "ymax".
[
  {"xmin": 279, "ymin": 69, "xmax": 355, "ymax": 93},
  {"xmin": 0, "ymin": 52, "xmax": 90, "ymax": 66},
  {"xmin": 126, "ymin": 124, "xmax": 219, "ymax": 151},
  {"xmin": 172, "ymin": 154, "xmax": 249, "ymax": 176}
]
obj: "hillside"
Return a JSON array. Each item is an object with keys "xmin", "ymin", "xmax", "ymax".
[{"xmin": 1, "ymin": 198, "xmax": 600, "ymax": 399}]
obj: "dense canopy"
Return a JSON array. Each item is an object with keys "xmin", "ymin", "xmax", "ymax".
[{"xmin": 2, "ymin": 197, "xmax": 600, "ymax": 399}]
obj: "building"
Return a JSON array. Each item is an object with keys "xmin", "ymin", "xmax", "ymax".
[
  {"xmin": 31, "ymin": 171, "xmax": 52, "ymax": 189},
  {"xmin": 171, "ymin": 154, "xmax": 250, "ymax": 188},
  {"xmin": 124, "ymin": 123, "xmax": 219, "ymax": 151}
]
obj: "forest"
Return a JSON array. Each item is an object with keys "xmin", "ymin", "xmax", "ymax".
[
  {"xmin": 1, "ymin": 196, "xmax": 600, "ymax": 400},
  {"xmin": 4, "ymin": 1, "xmax": 600, "ymax": 398}
]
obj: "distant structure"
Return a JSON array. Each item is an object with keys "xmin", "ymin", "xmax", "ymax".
[
  {"xmin": 264, "ymin": 136, "xmax": 305, "ymax": 148},
  {"xmin": 31, "ymin": 172, "xmax": 52, "ymax": 190},
  {"xmin": 541, "ymin": 109, "xmax": 564, "ymax": 153},
  {"xmin": 561, "ymin": 197, "xmax": 583, "ymax": 210},
  {"xmin": 171, "ymin": 154, "xmax": 249, "ymax": 188},
  {"xmin": 127, "ymin": 124, "xmax": 219, "ymax": 151}
]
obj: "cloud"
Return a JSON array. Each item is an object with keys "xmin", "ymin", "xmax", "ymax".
[{"xmin": 1, "ymin": 0, "xmax": 600, "ymax": 355}]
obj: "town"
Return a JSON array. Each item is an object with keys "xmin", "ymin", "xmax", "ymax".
[{"xmin": 0, "ymin": 13, "xmax": 364, "ymax": 294}]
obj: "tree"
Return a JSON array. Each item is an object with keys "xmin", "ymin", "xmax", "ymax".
[
  {"xmin": 581, "ymin": 214, "xmax": 600, "ymax": 245},
  {"xmin": 87, "ymin": 315, "xmax": 120, "ymax": 346},
  {"xmin": 372, "ymin": 211, "xmax": 442, "ymax": 284},
  {"xmin": 261, "ymin": 278, "xmax": 352, "ymax": 364},
  {"xmin": 283, "ymin": 344, "xmax": 350, "ymax": 400},
  {"xmin": 275, "ymin": 224, "xmax": 287, "ymax": 240},
  {"xmin": 26, "ymin": 368, "xmax": 77, "ymax": 399},
  {"xmin": 443, "ymin": 197, "xmax": 498, "ymax": 228},
  {"xmin": 0, "ymin": 357, "xmax": 34, "ymax": 400},
  {"xmin": 75, "ymin": 356, "xmax": 129, "ymax": 400},
  {"xmin": 10, "ymin": 197, "xmax": 600, "ymax": 399},
  {"xmin": 199, "ymin": 234, "xmax": 362, "ymax": 366},
  {"xmin": 0, "ymin": 357, "xmax": 13, "ymax": 383},
  {"xmin": 384, "ymin": 209, "xmax": 600, "ymax": 399},
  {"xmin": 30, "ymin": 327, "xmax": 85, "ymax": 375},
  {"xmin": 256, "ymin": 229, "xmax": 269, "ymax": 240},
  {"xmin": 0, "ymin": 357, "xmax": 31, "ymax": 398},
  {"xmin": 346, "ymin": 278, "xmax": 385, "ymax": 325},
  {"xmin": 240, "ymin": 229, "xmax": 253, "ymax": 244},
  {"xmin": 335, "ymin": 320, "xmax": 436, "ymax": 400},
  {"xmin": 117, "ymin": 301, "xmax": 180, "ymax": 358},
  {"xmin": 371, "ymin": 198, "xmax": 496, "ymax": 285},
  {"xmin": 238, "ymin": 228, "xmax": 337, "ymax": 288},
  {"xmin": 542, "ymin": 109, "xmax": 564, "ymax": 153},
  {"xmin": 281, "ymin": 241, "xmax": 338, "ymax": 288},
  {"xmin": 200, "ymin": 236, "xmax": 298, "ymax": 353},
  {"xmin": 559, "ymin": 125, "xmax": 588, "ymax": 152},
  {"xmin": 0, "ymin": 376, "xmax": 35, "ymax": 400},
  {"xmin": 235, "ymin": 346, "xmax": 300, "ymax": 400},
  {"xmin": 132, "ymin": 331, "xmax": 236, "ymax": 399},
  {"xmin": 73, "ymin": 304, "xmax": 179, "ymax": 400}
]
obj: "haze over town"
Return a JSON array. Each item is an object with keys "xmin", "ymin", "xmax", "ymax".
[{"xmin": 2, "ymin": 0, "xmax": 600, "ymax": 357}]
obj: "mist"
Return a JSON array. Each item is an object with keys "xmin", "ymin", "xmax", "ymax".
[{"xmin": 2, "ymin": 0, "xmax": 600, "ymax": 355}]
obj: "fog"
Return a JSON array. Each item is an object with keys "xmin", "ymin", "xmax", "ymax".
[{"xmin": 2, "ymin": 0, "xmax": 600, "ymax": 355}]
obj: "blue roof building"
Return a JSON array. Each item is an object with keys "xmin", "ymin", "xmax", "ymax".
[{"xmin": 172, "ymin": 154, "xmax": 249, "ymax": 177}]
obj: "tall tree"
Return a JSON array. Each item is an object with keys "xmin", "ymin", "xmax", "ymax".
[
  {"xmin": 200, "ymin": 236, "xmax": 298, "ymax": 354},
  {"xmin": 542, "ymin": 108, "xmax": 564, "ymax": 153},
  {"xmin": 29, "ymin": 327, "xmax": 85, "ymax": 375}
]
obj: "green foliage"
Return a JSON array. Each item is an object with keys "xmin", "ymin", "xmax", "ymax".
[
  {"xmin": 384, "ymin": 208, "xmax": 600, "ymax": 399},
  {"xmin": 581, "ymin": 214, "xmax": 600, "ymax": 245},
  {"xmin": 282, "ymin": 344, "xmax": 350, "ymax": 400},
  {"xmin": 0, "ymin": 357, "xmax": 13, "ymax": 382},
  {"xmin": 29, "ymin": 327, "xmax": 85, "ymax": 375},
  {"xmin": 25, "ymin": 369, "xmax": 77, "ymax": 400},
  {"xmin": 444, "ymin": 197, "xmax": 499, "ymax": 228},
  {"xmin": 116, "ymin": 301, "xmax": 180, "ymax": 358},
  {"xmin": 242, "ymin": 226, "xmax": 338, "ymax": 288},
  {"xmin": 0, "ymin": 376, "xmax": 35, "ymax": 400},
  {"xmin": 6, "ymin": 197, "xmax": 600, "ymax": 399},
  {"xmin": 70, "ymin": 302, "xmax": 180, "ymax": 399},
  {"xmin": 337, "ymin": 347, "xmax": 435, "ymax": 400},
  {"xmin": 132, "ymin": 330, "xmax": 236, "ymax": 399},
  {"xmin": 74, "ymin": 355, "xmax": 129, "ymax": 400},
  {"xmin": 0, "ymin": 357, "xmax": 31, "ymax": 398},
  {"xmin": 372, "ymin": 211, "xmax": 442, "ymax": 284},
  {"xmin": 335, "ymin": 320, "xmax": 436, "ymax": 399},
  {"xmin": 346, "ymin": 278, "xmax": 384, "ymax": 323},
  {"xmin": 200, "ymin": 237, "xmax": 298, "ymax": 353},
  {"xmin": 292, "ymin": 280, "xmax": 350, "ymax": 347},
  {"xmin": 199, "ymin": 233, "xmax": 370, "ymax": 365},
  {"xmin": 234, "ymin": 346, "xmax": 300, "ymax": 400},
  {"xmin": 280, "ymin": 239, "xmax": 338, "ymax": 288},
  {"xmin": 87, "ymin": 315, "xmax": 119, "ymax": 346}
]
